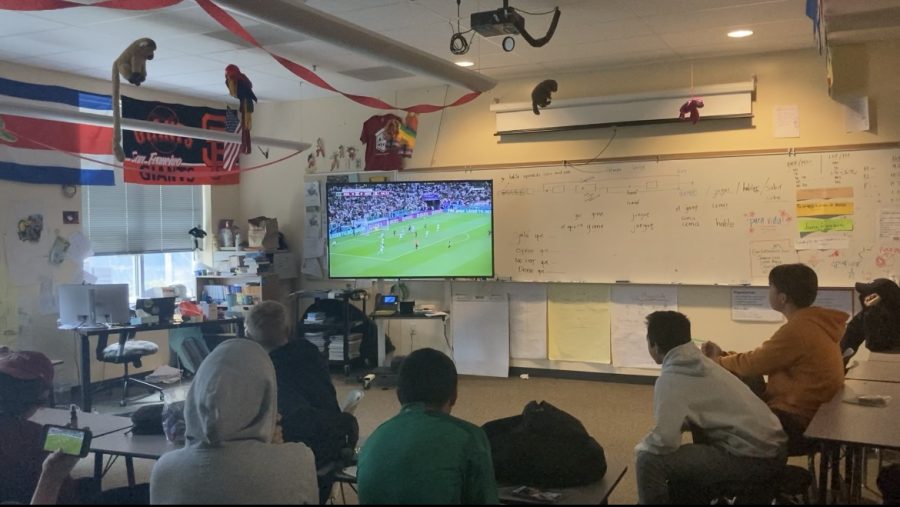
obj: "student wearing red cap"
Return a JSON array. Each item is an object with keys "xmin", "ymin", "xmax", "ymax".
[{"xmin": 0, "ymin": 349, "xmax": 77, "ymax": 504}]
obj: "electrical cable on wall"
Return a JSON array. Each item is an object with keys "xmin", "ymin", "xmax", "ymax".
[{"xmin": 564, "ymin": 127, "xmax": 619, "ymax": 171}]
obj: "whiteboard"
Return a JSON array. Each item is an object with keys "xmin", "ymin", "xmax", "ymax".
[{"xmin": 401, "ymin": 147, "xmax": 900, "ymax": 286}]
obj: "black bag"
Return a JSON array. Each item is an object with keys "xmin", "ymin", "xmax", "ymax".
[
  {"xmin": 878, "ymin": 463, "xmax": 900, "ymax": 505},
  {"xmin": 483, "ymin": 400, "xmax": 607, "ymax": 488},
  {"xmin": 130, "ymin": 403, "xmax": 165, "ymax": 435}
]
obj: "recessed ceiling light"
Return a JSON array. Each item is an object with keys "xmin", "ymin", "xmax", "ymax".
[
  {"xmin": 727, "ymin": 29, "xmax": 754, "ymax": 38},
  {"xmin": 455, "ymin": 61, "xmax": 475, "ymax": 67}
]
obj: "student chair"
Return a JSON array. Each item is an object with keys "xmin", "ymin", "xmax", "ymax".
[
  {"xmin": 96, "ymin": 330, "xmax": 164, "ymax": 406},
  {"xmin": 668, "ymin": 464, "xmax": 812, "ymax": 505}
]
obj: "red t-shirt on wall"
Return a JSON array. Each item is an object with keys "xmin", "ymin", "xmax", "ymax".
[{"xmin": 360, "ymin": 114, "xmax": 403, "ymax": 171}]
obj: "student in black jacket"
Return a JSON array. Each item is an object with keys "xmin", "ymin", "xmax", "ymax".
[{"xmin": 245, "ymin": 301, "xmax": 358, "ymax": 503}]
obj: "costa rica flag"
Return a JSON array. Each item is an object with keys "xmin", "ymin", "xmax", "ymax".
[{"xmin": 0, "ymin": 76, "xmax": 115, "ymax": 186}]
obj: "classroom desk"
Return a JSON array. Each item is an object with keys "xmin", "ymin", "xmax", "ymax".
[
  {"xmin": 868, "ymin": 351, "xmax": 900, "ymax": 363},
  {"xmin": 845, "ymin": 360, "xmax": 900, "ymax": 383},
  {"xmin": 91, "ymin": 428, "xmax": 180, "ymax": 486},
  {"xmin": 370, "ymin": 312, "xmax": 448, "ymax": 367},
  {"xmin": 30, "ymin": 407, "xmax": 134, "ymax": 437},
  {"xmin": 498, "ymin": 458, "xmax": 628, "ymax": 505},
  {"xmin": 60, "ymin": 318, "xmax": 243, "ymax": 412},
  {"xmin": 804, "ymin": 380, "xmax": 900, "ymax": 504}
]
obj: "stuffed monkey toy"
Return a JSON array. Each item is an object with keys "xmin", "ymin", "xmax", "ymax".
[{"xmin": 112, "ymin": 38, "xmax": 156, "ymax": 162}]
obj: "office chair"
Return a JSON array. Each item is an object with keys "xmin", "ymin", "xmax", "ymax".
[{"xmin": 96, "ymin": 330, "xmax": 164, "ymax": 406}]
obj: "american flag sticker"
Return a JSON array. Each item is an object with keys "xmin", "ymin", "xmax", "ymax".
[{"xmin": 223, "ymin": 107, "xmax": 241, "ymax": 171}]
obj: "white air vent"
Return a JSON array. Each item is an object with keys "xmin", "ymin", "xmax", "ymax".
[
  {"xmin": 490, "ymin": 80, "xmax": 756, "ymax": 136},
  {"xmin": 338, "ymin": 66, "xmax": 415, "ymax": 82}
]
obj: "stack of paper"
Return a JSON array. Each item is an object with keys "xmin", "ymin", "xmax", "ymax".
[
  {"xmin": 304, "ymin": 331, "xmax": 327, "ymax": 350},
  {"xmin": 328, "ymin": 333, "xmax": 361, "ymax": 360}
]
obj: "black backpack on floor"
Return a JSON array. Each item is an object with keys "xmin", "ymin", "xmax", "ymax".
[{"xmin": 482, "ymin": 400, "xmax": 607, "ymax": 488}]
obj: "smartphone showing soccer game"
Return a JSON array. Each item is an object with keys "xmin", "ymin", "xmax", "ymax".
[{"xmin": 41, "ymin": 424, "xmax": 92, "ymax": 457}]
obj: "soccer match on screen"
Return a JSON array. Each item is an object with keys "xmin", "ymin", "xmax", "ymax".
[{"xmin": 326, "ymin": 181, "xmax": 494, "ymax": 279}]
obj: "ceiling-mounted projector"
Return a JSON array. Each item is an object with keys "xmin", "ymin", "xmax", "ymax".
[
  {"xmin": 469, "ymin": 1, "xmax": 561, "ymax": 49},
  {"xmin": 470, "ymin": 7, "xmax": 525, "ymax": 37}
]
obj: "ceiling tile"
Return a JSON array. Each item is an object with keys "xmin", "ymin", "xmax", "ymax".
[
  {"xmin": 660, "ymin": 19, "xmax": 815, "ymax": 50},
  {"xmin": 0, "ymin": 12, "xmax": 68, "ymax": 37},
  {"xmin": 0, "ymin": 0, "xmax": 896, "ymax": 102},
  {"xmin": 144, "ymin": 55, "xmax": 230, "ymax": 79},
  {"xmin": 25, "ymin": 3, "xmax": 191, "ymax": 27},
  {"xmin": 641, "ymin": 0, "xmax": 808, "ymax": 34}
]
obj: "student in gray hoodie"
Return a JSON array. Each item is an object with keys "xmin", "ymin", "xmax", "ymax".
[
  {"xmin": 635, "ymin": 311, "xmax": 787, "ymax": 505},
  {"xmin": 150, "ymin": 339, "xmax": 318, "ymax": 504}
]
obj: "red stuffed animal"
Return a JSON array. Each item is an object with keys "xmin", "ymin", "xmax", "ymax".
[{"xmin": 678, "ymin": 98, "xmax": 704, "ymax": 124}]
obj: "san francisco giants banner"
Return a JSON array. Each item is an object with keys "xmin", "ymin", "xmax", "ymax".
[{"xmin": 122, "ymin": 97, "xmax": 240, "ymax": 185}]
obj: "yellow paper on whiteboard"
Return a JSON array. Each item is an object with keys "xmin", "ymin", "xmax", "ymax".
[
  {"xmin": 796, "ymin": 201, "xmax": 854, "ymax": 216},
  {"xmin": 548, "ymin": 284, "xmax": 611, "ymax": 363},
  {"xmin": 797, "ymin": 217, "xmax": 854, "ymax": 233}
]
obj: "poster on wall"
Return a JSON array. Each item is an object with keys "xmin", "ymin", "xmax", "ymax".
[{"xmin": 122, "ymin": 97, "xmax": 240, "ymax": 186}]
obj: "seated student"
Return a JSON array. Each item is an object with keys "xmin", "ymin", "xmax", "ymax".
[
  {"xmin": 245, "ymin": 301, "xmax": 358, "ymax": 503},
  {"xmin": 636, "ymin": 311, "xmax": 787, "ymax": 505},
  {"xmin": 357, "ymin": 348, "xmax": 499, "ymax": 504},
  {"xmin": 245, "ymin": 302, "xmax": 358, "ymax": 462},
  {"xmin": 840, "ymin": 278, "xmax": 900, "ymax": 362},
  {"xmin": 702, "ymin": 263, "xmax": 847, "ymax": 452},
  {"xmin": 150, "ymin": 339, "xmax": 318, "ymax": 505},
  {"xmin": 0, "ymin": 349, "xmax": 77, "ymax": 505}
]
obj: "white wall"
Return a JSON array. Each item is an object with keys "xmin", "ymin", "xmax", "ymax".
[{"xmin": 0, "ymin": 62, "xmax": 228, "ymax": 391}]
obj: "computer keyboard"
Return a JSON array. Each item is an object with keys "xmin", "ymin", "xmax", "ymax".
[{"xmin": 372, "ymin": 309, "xmax": 397, "ymax": 317}]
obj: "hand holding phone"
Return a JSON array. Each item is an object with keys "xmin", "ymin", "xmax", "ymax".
[{"xmin": 41, "ymin": 424, "xmax": 92, "ymax": 457}]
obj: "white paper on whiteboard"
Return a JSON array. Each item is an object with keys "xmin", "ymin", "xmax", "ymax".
[
  {"xmin": 731, "ymin": 288, "xmax": 783, "ymax": 322},
  {"xmin": 879, "ymin": 209, "xmax": 900, "ymax": 243},
  {"xmin": 501, "ymin": 283, "xmax": 547, "ymax": 360},
  {"xmin": 451, "ymin": 294, "xmax": 509, "ymax": 377},
  {"xmin": 611, "ymin": 285, "xmax": 677, "ymax": 369}
]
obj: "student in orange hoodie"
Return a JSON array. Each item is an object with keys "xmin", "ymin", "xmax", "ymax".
[{"xmin": 702, "ymin": 263, "xmax": 847, "ymax": 453}]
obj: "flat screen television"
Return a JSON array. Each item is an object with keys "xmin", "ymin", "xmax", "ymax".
[{"xmin": 326, "ymin": 180, "xmax": 494, "ymax": 279}]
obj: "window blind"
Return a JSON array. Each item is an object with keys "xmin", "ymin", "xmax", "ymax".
[{"xmin": 82, "ymin": 171, "xmax": 203, "ymax": 255}]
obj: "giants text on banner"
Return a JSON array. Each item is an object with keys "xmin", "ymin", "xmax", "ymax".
[{"xmin": 122, "ymin": 96, "xmax": 240, "ymax": 185}]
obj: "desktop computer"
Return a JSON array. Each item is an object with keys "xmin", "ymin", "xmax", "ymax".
[{"xmin": 58, "ymin": 284, "xmax": 131, "ymax": 328}]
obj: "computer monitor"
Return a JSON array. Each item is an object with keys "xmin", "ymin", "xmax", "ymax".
[{"xmin": 58, "ymin": 284, "xmax": 130, "ymax": 327}]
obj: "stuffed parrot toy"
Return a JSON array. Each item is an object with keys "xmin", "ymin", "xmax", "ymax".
[{"xmin": 225, "ymin": 64, "xmax": 257, "ymax": 154}]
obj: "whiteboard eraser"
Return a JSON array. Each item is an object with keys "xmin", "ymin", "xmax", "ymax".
[{"xmin": 615, "ymin": 280, "xmax": 630, "ymax": 283}]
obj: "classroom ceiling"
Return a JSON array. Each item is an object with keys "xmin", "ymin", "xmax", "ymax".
[{"xmin": 0, "ymin": 0, "xmax": 898, "ymax": 103}]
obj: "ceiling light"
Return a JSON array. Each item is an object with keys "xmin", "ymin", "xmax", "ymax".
[
  {"xmin": 455, "ymin": 61, "xmax": 475, "ymax": 67},
  {"xmin": 727, "ymin": 29, "xmax": 753, "ymax": 38}
]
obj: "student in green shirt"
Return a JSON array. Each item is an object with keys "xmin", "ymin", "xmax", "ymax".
[{"xmin": 357, "ymin": 348, "xmax": 499, "ymax": 505}]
